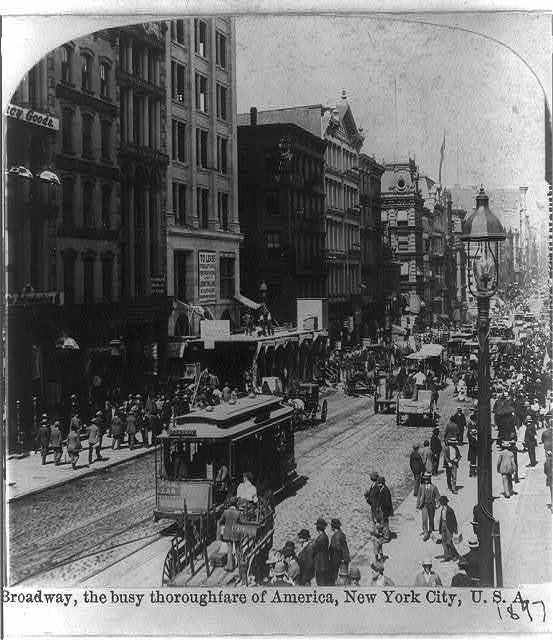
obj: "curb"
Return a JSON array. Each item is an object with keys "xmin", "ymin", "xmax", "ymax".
[{"xmin": 7, "ymin": 443, "xmax": 157, "ymax": 503}]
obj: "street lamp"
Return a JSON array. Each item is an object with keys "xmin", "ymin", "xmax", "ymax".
[{"xmin": 461, "ymin": 186, "xmax": 506, "ymax": 587}]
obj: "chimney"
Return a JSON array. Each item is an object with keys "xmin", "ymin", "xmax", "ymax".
[{"xmin": 250, "ymin": 107, "xmax": 257, "ymax": 126}]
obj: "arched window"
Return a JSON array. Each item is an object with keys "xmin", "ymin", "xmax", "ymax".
[
  {"xmin": 61, "ymin": 46, "xmax": 72, "ymax": 83},
  {"xmin": 81, "ymin": 53, "xmax": 92, "ymax": 91}
]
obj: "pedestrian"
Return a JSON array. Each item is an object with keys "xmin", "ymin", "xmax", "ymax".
[
  {"xmin": 414, "ymin": 558, "xmax": 443, "ymax": 586},
  {"xmin": 49, "ymin": 420, "xmax": 63, "ymax": 465},
  {"xmin": 126, "ymin": 407, "xmax": 137, "ymax": 450},
  {"xmin": 437, "ymin": 496, "xmax": 459, "ymax": 562},
  {"xmin": 111, "ymin": 410, "xmax": 123, "ymax": 449},
  {"xmin": 451, "ymin": 408, "xmax": 467, "ymax": 445},
  {"xmin": 222, "ymin": 382, "xmax": 232, "ymax": 403},
  {"xmin": 281, "ymin": 542, "xmax": 300, "ymax": 584},
  {"xmin": 364, "ymin": 471, "xmax": 380, "ymax": 527},
  {"xmin": 36, "ymin": 416, "xmax": 51, "ymax": 465},
  {"xmin": 297, "ymin": 529, "xmax": 315, "ymax": 586},
  {"xmin": 450, "ymin": 559, "xmax": 473, "ymax": 587},
  {"xmin": 312, "ymin": 518, "xmax": 330, "ymax": 586},
  {"xmin": 409, "ymin": 444, "xmax": 424, "ymax": 497},
  {"xmin": 370, "ymin": 523, "xmax": 386, "ymax": 563},
  {"xmin": 497, "ymin": 441, "xmax": 517, "ymax": 498},
  {"xmin": 524, "ymin": 416, "xmax": 538, "ymax": 467},
  {"xmin": 328, "ymin": 518, "xmax": 350, "ymax": 585},
  {"xmin": 443, "ymin": 418, "xmax": 459, "ymax": 444},
  {"xmin": 459, "ymin": 537, "xmax": 480, "ymax": 584},
  {"xmin": 430, "ymin": 428, "xmax": 442, "ymax": 475},
  {"xmin": 270, "ymin": 561, "xmax": 294, "ymax": 587},
  {"xmin": 541, "ymin": 422, "xmax": 552, "ymax": 452},
  {"xmin": 376, "ymin": 476, "xmax": 393, "ymax": 541},
  {"xmin": 443, "ymin": 438, "xmax": 461, "ymax": 493},
  {"xmin": 544, "ymin": 450, "xmax": 552, "ymax": 507},
  {"xmin": 417, "ymin": 472, "xmax": 440, "ymax": 541},
  {"xmin": 141, "ymin": 408, "xmax": 151, "ymax": 448},
  {"xmin": 467, "ymin": 423, "xmax": 478, "ymax": 477},
  {"xmin": 94, "ymin": 411, "xmax": 105, "ymax": 460},
  {"xmin": 420, "ymin": 439, "xmax": 433, "ymax": 475},
  {"xmin": 86, "ymin": 417, "xmax": 100, "ymax": 465},
  {"xmin": 370, "ymin": 561, "xmax": 395, "ymax": 586},
  {"xmin": 66, "ymin": 422, "xmax": 82, "ymax": 470}
]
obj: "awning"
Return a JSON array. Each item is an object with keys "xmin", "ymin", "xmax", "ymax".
[{"xmin": 234, "ymin": 293, "xmax": 261, "ymax": 310}]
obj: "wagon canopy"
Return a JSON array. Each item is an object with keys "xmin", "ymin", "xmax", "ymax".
[{"xmin": 407, "ymin": 343, "xmax": 444, "ymax": 360}]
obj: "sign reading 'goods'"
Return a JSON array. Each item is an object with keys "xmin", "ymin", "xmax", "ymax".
[
  {"xmin": 198, "ymin": 251, "xmax": 217, "ymax": 303},
  {"xmin": 6, "ymin": 104, "xmax": 59, "ymax": 131}
]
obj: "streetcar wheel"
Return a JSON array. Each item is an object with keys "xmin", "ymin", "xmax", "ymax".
[{"xmin": 321, "ymin": 400, "xmax": 328, "ymax": 423}]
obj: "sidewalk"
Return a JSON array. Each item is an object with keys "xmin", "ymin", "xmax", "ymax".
[
  {"xmin": 6, "ymin": 436, "xmax": 154, "ymax": 502},
  {"xmin": 354, "ymin": 393, "xmax": 552, "ymax": 587}
]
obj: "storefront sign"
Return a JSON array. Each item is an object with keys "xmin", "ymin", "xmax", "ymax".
[
  {"xmin": 8, "ymin": 291, "xmax": 63, "ymax": 306},
  {"xmin": 6, "ymin": 103, "xmax": 59, "ymax": 131},
  {"xmin": 198, "ymin": 251, "xmax": 217, "ymax": 303}
]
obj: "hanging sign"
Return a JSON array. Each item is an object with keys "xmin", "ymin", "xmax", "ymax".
[
  {"xmin": 198, "ymin": 251, "xmax": 217, "ymax": 303},
  {"xmin": 6, "ymin": 104, "xmax": 59, "ymax": 131}
]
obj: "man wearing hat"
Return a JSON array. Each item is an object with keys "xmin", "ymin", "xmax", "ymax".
[
  {"xmin": 312, "ymin": 517, "xmax": 330, "ymax": 586},
  {"xmin": 414, "ymin": 558, "xmax": 443, "ymax": 586},
  {"xmin": 443, "ymin": 438, "xmax": 461, "ymax": 493},
  {"xmin": 281, "ymin": 541, "xmax": 300, "ymax": 584},
  {"xmin": 370, "ymin": 561, "xmax": 394, "ymax": 586},
  {"xmin": 270, "ymin": 561, "xmax": 294, "ymax": 587},
  {"xmin": 451, "ymin": 408, "xmax": 467, "ymax": 445},
  {"xmin": 49, "ymin": 420, "xmax": 63, "ymax": 465},
  {"xmin": 364, "ymin": 472, "xmax": 380, "ymax": 526},
  {"xmin": 409, "ymin": 444, "xmax": 424, "ymax": 497},
  {"xmin": 416, "ymin": 473, "xmax": 440, "ymax": 541},
  {"xmin": 86, "ymin": 416, "xmax": 100, "ymax": 465},
  {"xmin": 328, "ymin": 518, "xmax": 350, "ymax": 585},
  {"xmin": 36, "ymin": 415, "xmax": 51, "ymax": 466},
  {"xmin": 459, "ymin": 537, "xmax": 480, "ymax": 584},
  {"xmin": 296, "ymin": 529, "xmax": 315, "ymax": 586},
  {"xmin": 450, "ymin": 558, "xmax": 473, "ymax": 587},
  {"xmin": 438, "ymin": 496, "xmax": 459, "ymax": 561},
  {"xmin": 524, "ymin": 415, "xmax": 538, "ymax": 467},
  {"xmin": 497, "ymin": 441, "xmax": 517, "ymax": 498},
  {"xmin": 377, "ymin": 476, "xmax": 393, "ymax": 542}
]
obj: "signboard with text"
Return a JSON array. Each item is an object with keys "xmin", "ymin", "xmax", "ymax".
[
  {"xmin": 6, "ymin": 104, "xmax": 59, "ymax": 131},
  {"xmin": 198, "ymin": 251, "xmax": 217, "ymax": 303}
]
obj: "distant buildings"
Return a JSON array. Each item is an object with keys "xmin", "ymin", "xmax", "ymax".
[{"xmin": 237, "ymin": 112, "xmax": 327, "ymax": 323}]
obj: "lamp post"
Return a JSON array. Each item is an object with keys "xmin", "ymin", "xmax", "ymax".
[{"xmin": 461, "ymin": 187, "xmax": 506, "ymax": 587}]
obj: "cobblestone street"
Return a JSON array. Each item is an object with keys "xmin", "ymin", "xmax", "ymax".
[{"xmin": 11, "ymin": 387, "xmax": 462, "ymax": 587}]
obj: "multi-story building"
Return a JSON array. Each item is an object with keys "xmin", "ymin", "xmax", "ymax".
[
  {"xmin": 237, "ymin": 112, "xmax": 327, "ymax": 323},
  {"xmin": 165, "ymin": 17, "xmax": 242, "ymax": 339},
  {"xmin": 380, "ymin": 159, "xmax": 426, "ymax": 331},
  {"xmin": 238, "ymin": 94, "xmax": 365, "ymax": 341},
  {"xmin": 358, "ymin": 153, "xmax": 386, "ymax": 338}
]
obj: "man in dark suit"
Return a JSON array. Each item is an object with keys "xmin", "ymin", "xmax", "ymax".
[
  {"xmin": 86, "ymin": 418, "xmax": 100, "ymax": 465},
  {"xmin": 438, "ymin": 496, "xmax": 458, "ymax": 561},
  {"xmin": 328, "ymin": 518, "xmax": 350, "ymax": 585},
  {"xmin": 451, "ymin": 408, "xmax": 467, "ymax": 445},
  {"xmin": 364, "ymin": 471, "xmax": 380, "ymax": 526},
  {"xmin": 377, "ymin": 476, "xmax": 393, "ymax": 541},
  {"xmin": 417, "ymin": 473, "xmax": 440, "ymax": 541},
  {"xmin": 297, "ymin": 529, "xmax": 315, "ymax": 586},
  {"xmin": 410, "ymin": 444, "xmax": 424, "ymax": 497},
  {"xmin": 37, "ymin": 416, "xmax": 51, "ymax": 465},
  {"xmin": 312, "ymin": 517, "xmax": 330, "ymax": 586}
]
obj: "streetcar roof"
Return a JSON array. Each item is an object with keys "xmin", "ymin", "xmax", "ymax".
[{"xmin": 162, "ymin": 394, "xmax": 293, "ymax": 441}]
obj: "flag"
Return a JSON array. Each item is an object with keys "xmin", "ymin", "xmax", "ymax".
[{"xmin": 438, "ymin": 130, "xmax": 446, "ymax": 185}]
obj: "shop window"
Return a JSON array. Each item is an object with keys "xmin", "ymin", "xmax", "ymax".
[
  {"xmin": 216, "ymin": 31, "xmax": 227, "ymax": 68},
  {"xmin": 194, "ymin": 19, "xmax": 208, "ymax": 58},
  {"xmin": 220, "ymin": 256, "xmax": 235, "ymax": 299}
]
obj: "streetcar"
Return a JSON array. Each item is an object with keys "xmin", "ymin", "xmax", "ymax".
[{"xmin": 154, "ymin": 394, "xmax": 297, "ymax": 587}]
